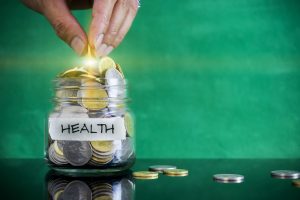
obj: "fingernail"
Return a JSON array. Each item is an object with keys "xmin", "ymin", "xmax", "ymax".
[
  {"xmin": 94, "ymin": 34, "xmax": 104, "ymax": 49},
  {"xmin": 70, "ymin": 36, "xmax": 85, "ymax": 56},
  {"xmin": 96, "ymin": 44, "xmax": 107, "ymax": 57},
  {"xmin": 103, "ymin": 46, "xmax": 114, "ymax": 56}
]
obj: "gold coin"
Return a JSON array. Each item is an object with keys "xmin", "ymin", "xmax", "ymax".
[
  {"xmin": 91, "ymin": 141, "xmax": 113, "ymax": 152},
  {"xmin": 164, "ymin": 173, "xmax": 188, "ymax": 177},
  {"xmin": 54, "ymin": 190, "xmax": 64, "ymax": 200},
  {"xmin": 53, "ymin": 141, "xmax": 63, "ymax": 156},
  {"xmin": 59, "ymin": 67, "xmax": 88, "ymax": 78},
  {"xmin": 124, "ymin": 112, "xmax": 134, "ymax": 137},
  {"xmin": 163, "ymin": 169, "xmax": 189, "ymax": 176},
  {"xmin": 132, "ymin": 171, "xmax": 159, "ymax": 178},
  {"xmin": 115, "ymin": 63, "xmax": 124, "ymax": 77},
  {"xmin": 91, "ymin": 156, "xmax": 113, "ymax": 164},
  {"xmin": 80, "ymin": 74, "xmax": 98, "ymax": 80},
  {"xmin": 98, "ymin": 57, "xmax": 116, "ymax": 77},
  {"xmin": 80, "ymin": 81, "xmax": 108, "ymax": 110}
]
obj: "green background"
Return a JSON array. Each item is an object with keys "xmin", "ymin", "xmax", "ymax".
[{"xmin": 0, "ymin": 0, "xmax": 300, "ymax": 158}]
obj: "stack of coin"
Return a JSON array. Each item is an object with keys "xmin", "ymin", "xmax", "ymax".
[
  {"xmin": 132, "ymin": 171, "xmax": 159, "ymax": 180},
  {"xmin": 163, "ymin": 169, "xmax": 189, "ymax": 177},
  {"xmin": 213, "ymin": 174, "xmax": 244, "ymax": 183},
  {"xmin": 48, "ymin": 56, "xmax": 134, "ymax": 168},
  {"xmin": 271, "ymin": 170, "xmax": 300, "ymax": 179},
  {"xmin": 89, "ymin": 141, "xmax": 115, "ymax": 166},
  {"xmin": 48, "ymin": 143, "xmax": 68, "ymax": 165}
]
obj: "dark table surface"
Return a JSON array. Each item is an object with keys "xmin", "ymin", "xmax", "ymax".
[{"xmin": 0, "ymin": 159, "xmax": 300, "ymax": 199}]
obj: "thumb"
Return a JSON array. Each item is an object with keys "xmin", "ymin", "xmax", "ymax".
[{"xmin": 42, "ymin": 0, "xmax": 87, "ymax": 56}]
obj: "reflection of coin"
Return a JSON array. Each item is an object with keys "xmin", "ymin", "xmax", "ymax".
[
  {"xmin": 63, "ymin": 141, "xmax": 92, "ymax": 166},
  {"xmin": 63, "ymin": 180, "xmax": 92, "ymax": 200}
]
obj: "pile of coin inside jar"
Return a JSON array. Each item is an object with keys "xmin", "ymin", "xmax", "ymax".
[{"xmin": 46, "ymin": 56, "xmax": 135, "ymax": 168}]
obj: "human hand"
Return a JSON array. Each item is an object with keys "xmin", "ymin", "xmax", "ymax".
[{"xmin": 22, "ymin": 0, "xmax": 139, "ymax": 57}]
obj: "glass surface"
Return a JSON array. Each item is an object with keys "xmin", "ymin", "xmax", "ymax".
[{"xmin": 0, "ymin": 159, "xmax": 299, "ymax": 199}]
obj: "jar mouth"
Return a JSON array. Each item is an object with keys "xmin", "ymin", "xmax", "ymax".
[{"xmin": 53, "ymin": 77, "xmax": 128, "ymax": 87}]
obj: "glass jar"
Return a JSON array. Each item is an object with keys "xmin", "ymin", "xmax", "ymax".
[{"xmin": 45, "ymin": 75, "xmax": 135, "ymax": 173}]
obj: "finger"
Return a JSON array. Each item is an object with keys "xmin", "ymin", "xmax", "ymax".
[
  {"xmin": 88, "ymin": 0, "xmax": 116, "ymax": 54},
  {"xmin": 42, "ymin": 0, "xmax": 88, "ymax": 56},
  {"xmin": 103, "ymin": 5, "xmax": 138, "ymax": 56}
]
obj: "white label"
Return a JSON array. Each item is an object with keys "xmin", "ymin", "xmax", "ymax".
[{"xmin": 49, "ymin": 117, "xmax": 126, "ymax": 141}]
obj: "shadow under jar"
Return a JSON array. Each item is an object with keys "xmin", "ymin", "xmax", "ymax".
[{"xmin": 45, "ymin": 76, "xmax": 135, "ymax": 174}]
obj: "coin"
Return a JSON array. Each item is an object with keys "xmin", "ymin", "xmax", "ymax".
[
  {"xmin": 59, "ymin": 68, "xmax": 88, "ymax": 78},
  {"xmin": 48, "ymin": 143, "xmax": 68, "ymax": 165},
  {"xmin": 164, "ymin": 170, "xmax": 188, "ymax": 177},
  {"xmin": 53, "ymin": 141, "xmax": 64, "ymax": 156},
  {"xmin": 98, "ymin": 57, "xmax": 116, "ymax": 77},
  {"xmin": 105, "ymin": 68, "xmax": 125, "ymax": 99},
  {"xmin": 132, "ymin": 171, "xmax": 159, "ymax": 179},
  {"xmin": 271, "ymin": 170, "xmax": 300, "ymax": 179},
  {"xmin": 213, "ymin": 174, "xmax": 244, "ymax": 183},
  {"xmin": 63, "ymin": 141, "xmax": 92, "ymax": 166},
  {"xmin": 115, "ymin": 63, "xmax": 124, "ymax": 77},
  {"xmin": 124, "ymin": 112, "xmax": 134, "ymax": 137},
  {"xmin": 79, "ymin": 81, "xmax": 108, "ymax": 110},
  {"xmin": 91, "ymin": 141, "xmax": 114, "ymax": 152},
  {"xmin": 149, "ymin": 165, "xmax": 177, "ymax": 173},
  {"xmin": 63, "ymin": 180, "xmax": 92, "ymax": 200}
]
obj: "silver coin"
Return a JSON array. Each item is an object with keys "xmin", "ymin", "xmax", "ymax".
[
  {"xmin": 105, "ymin": 68, "xmax": 126, "ymax": 98},
  {"xmin": 63, "ymin": 141, "xmax": 92, "ymax": 166},
  {"xmin": 213, "ymin": 174, "xmax": 244, "ymax": 183},
  {"xmin": 63, "ymin": 180, "xmax": 92, "ymax": 200},
  {"xmin": 149, "ymin": 165, "xmax": 177, "ymax": 172},
  {"xmin": 271, "ymin": 170, "xmax": 300, "ymax": 179}
]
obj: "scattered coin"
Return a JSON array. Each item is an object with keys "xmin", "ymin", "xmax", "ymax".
[
  {"xmin": 213, "ymin": 174, "xmax": 244, "ymax": 183},
  {"xmin": 271, "ymin": 170, "xmax": 300, "ymax": 179},
  {"xmin": 63, "ymin": 141, "xmax": 92, "ymax": 166},
  {"xmin": 149, "ymin": 165, "xmax": 177, "ymax": 173},
  {"xmin": 163, "ymin": 169, "xmax": 188, "ymax": 177},
  {"xmin": 133, "ymin": 171, "xmax": 159, "ymax": 179}
]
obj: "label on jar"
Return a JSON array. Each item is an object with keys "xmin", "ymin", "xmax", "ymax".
[{"xmin": 48, "ymin": 117, "xmax": 126, "ymax": 141}]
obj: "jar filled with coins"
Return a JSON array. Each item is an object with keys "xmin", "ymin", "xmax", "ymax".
[{"xmin": 45, "ymin": 56, "xmax": 135, "ymax": 173}]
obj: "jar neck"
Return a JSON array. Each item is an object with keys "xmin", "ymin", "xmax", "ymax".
[{"xmin": 53, "ymin": 77, "xmax": 128, "ymax": 116}]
